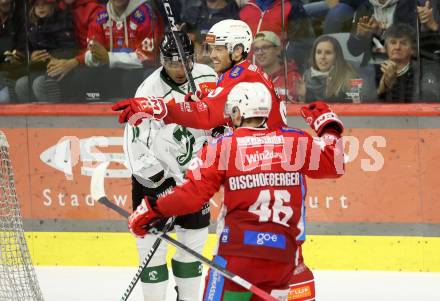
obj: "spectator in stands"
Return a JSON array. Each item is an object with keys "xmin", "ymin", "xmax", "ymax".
[
  {"xmin": 181, "ymin": 0, "xmax": 239, "ymax": 66},
  {"xmin": 304, "ymin": 0, "xmax": 367, "ymax": 34},
  {"xmin": 31, "ymin": 0, "xmax": 101, "ymax": 102},
  {"xmin": 418, "ymin": 0, "xmax": 439, "ymax": 32},
  {"xmin": 82, "ymin": 0, "xmax": 163, "ymax": 100},
  {"xmin": 182, "ymin": 0, "xmax": 239, "ymax": 40},
  {"xmin": 53, "ymin": 0, "xmax": 100, "ymax": 79},
  {"xmin": 240, "ymin": 0, "xmax": 314, "ymax": 72},
  {"xmin": 253, "ymin": 30, "xmax": 301, "ymax": 101},
  {"xmin": 417, "ymin": 0, "xmax": 440, "ymax": 62},
  {"xmin": 0, "ymin": 0, "xmax": 26, "ymax": 102},
  {"xmin": 239, "ymin": 0, "xmax": 312, "ymax": 39},
  {"xmin": 299, "ymin": 34, "xmax": 360, "ymax": 102},
  {"xmin": 375, "ymin": 23, "xmax": 437, "ymax": 102},
  {"xmin": 15, "ymin": 0, "xmax": 77, "ymax": 102},
  {"xmin": 347, "ymin": 0, "xmax": 417, "ymax": 67}
]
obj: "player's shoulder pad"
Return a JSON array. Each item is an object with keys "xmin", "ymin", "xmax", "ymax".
[
  {"xmin": 96, "ymin": 10, "xmax": 108, "ymax": 24},
  {"xmin": 280, "ymin": 127, "xmax": 305, "ymax": 135}
]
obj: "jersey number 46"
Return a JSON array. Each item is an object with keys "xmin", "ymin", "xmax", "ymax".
[{"xmin": 249, "ymin": 189, "xmax": 293, "ymax": 227}]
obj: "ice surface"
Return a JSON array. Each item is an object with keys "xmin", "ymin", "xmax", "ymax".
[{"xmin": 35, "ymin": 267, "xmax": 440, "ymax": 301}]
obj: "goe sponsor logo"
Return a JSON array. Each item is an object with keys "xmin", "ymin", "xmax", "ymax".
[
  {"xmin": 257, "ymin": 232, "xmax": 278, "ymax": 245},
  {"xmin": 243, "ymin": 230, "xmax": 286, "ymax": 249}
]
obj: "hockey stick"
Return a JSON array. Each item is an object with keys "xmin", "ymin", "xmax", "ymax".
[
  {"xmin": 160, "ymin": 0, "xmax": 197, "ymax": 93},
  {"xmin": 280, "ymin": 0, "xmax": 292, "ymax": 102},
  {"xmin": 90, "ymin": 162, "xmax": 175, "ymax": 301},
  {"xmin": 96, "ymin": 190, "xmax": 279, "ymax": 301}
]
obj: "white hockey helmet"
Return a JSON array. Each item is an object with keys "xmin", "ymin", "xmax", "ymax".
[
  {"xmin": 205, "ymin": 19, "xmax": 253, "ymax": 54},
  {"xmin": 225, "ymin": 82, "xmax": 272, "ymax": 120}
]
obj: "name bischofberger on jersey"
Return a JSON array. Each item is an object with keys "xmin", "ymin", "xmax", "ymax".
[{"xmin": 228, "ymin": 172, "xmax": 300, "ymax": 191}]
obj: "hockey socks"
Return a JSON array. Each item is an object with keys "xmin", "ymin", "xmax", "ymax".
[
  {"xmin": 172, "ymin": 259, "xmax": 203, "ymax": 301},
  {"xmin": 140, "ymin": 263, "xmax": 169, "ymax": 283},
  {"xmin": 140, "ymin": 264, "xmax": 169, "ymax": 301}
]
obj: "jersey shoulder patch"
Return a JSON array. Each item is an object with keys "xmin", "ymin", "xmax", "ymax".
[{"xmin": 229, "ymin": 65, "xmax": 244, "ymax": 78}]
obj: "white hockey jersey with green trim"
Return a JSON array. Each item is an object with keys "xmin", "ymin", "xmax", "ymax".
[{"xmin": 123, "ymin": 63, "xmax": 217, "ymax": 187}]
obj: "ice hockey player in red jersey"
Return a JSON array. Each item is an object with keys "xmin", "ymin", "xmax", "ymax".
[
  {"xmin": 127, "ymin": 82, "xmax": 345, "ymax": 301},
  {"xmin": 111, "ymin": 19, "xmax": 287, "ymax": 130}
]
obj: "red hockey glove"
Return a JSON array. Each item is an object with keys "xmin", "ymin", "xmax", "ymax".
[
  {"xmin": 300, "ymin": 101, "xmax": 344, "ymax": 136},
  {"xmin": 128, "ymin": 197, "xmax": 162, "ymax": 238},
  {"xmin": 111, "ymin": 96, "xmax": 168, "ymax": 125}
]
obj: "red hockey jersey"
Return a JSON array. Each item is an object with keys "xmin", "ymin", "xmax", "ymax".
[
  {"xmin": 156, "ymin": 127, "xmax": 344, "ymax": 264},
  {"xmin": 163, "ymin": 60, "xmax": 287, "ymax": 130}
]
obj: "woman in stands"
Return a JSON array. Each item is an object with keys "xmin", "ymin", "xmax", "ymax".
[
  {"xmin": 14, "ymin": 0, "xmax": 77, "ymax": 102},
  {"xmin": 298, "ymin": 35, "xmax": 361, "ymax": 103}
]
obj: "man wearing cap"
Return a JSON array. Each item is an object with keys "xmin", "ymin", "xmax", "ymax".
[{"xmin": 253, "ymin": 31, "xmax": 302, "ymax": 102}]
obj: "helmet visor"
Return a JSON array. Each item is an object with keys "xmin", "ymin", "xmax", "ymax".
[
  {"xmin": 205, "ymin": 34, "xmax": 217, "ymax": 45},
  {"xmin": 161, "ymin": 54, "xmax": 194, "ymax": 70}
]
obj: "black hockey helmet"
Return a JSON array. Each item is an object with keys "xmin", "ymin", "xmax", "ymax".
[{"xmin": 160, "ymin": 30, "xmax": 194, "ymax": 61}]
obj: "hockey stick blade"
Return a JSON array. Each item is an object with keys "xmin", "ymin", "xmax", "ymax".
[
  {"xmin": 98, "ymin": 200, "xmax": 279, "ymax": 301},
  {"xmin": 90, "ymin": 161, "xmax": 109, "ymax": 201},
  {"xmin": 90, "ymin": 161, "xmax": 131, "ymax": 218}
]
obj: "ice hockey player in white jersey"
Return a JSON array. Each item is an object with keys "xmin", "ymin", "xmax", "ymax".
[{"xmin": 122, "ymin": 30, "xmax": 217, "ymax": 301}]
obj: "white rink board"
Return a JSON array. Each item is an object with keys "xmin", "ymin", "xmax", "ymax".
[{"xmin": 35, "ymin": 267, "xmax": 440, "ymax": 301}]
